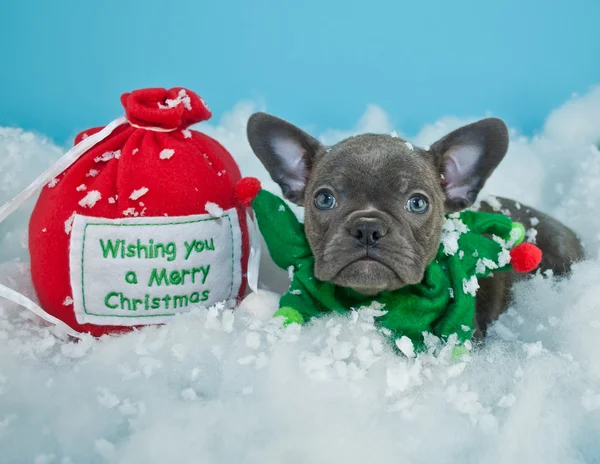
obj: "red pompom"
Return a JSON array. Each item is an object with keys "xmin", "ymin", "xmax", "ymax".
[
  {"xmin": 236, "ymin": 177, "xmax": 262, "ymax": 206},
  {"xmin": 510, "ymin": 243, "xmax": 542, "ymax": 273}
]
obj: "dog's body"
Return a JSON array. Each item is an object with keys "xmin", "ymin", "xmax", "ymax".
[{"xmin": 246, "ymin": 113, "xmax": 584, "ymax": 337}]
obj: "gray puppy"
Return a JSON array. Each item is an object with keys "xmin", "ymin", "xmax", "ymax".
[{"xmin": 247, "ymin": 113, "xmax": 584, "ymax": 337}]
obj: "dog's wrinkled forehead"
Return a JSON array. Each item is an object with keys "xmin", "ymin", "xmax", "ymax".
[{"xmin": 311, "ymin": 134, "xmax": 439, "ymax": 199}]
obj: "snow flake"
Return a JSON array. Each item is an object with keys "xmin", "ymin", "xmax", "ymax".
[
  {"xmin": 581, "ymin": 390, "xmax": 600, "ymax": 411},
  {"xmin": 497, "ymin": 393, "xmax": 516, "ymax": 408},
  {"xmin": 530, "ymin": 217, "xmax": 540, "ymax": 226},
  {"xmin": 548, "ymin": 316, "xmax": 559, "ymax": 327},
  {"xmin": 97, "ymin": 388, "xmax": 119, "ymax": 409},
  {"xmin": 75, "ymin": 184, "xmax": 87, "ymax": 192},
  {"xmin": 205, "ymin": 202, "xmax": 224, "ymax": 218},
  {"xmin": 123, "ymin": 207, "xmax": 138, "ymax": 217},
  {"xmin": 86, "ymin": 169, "xmax": 100, "ymax": 177},
  {"xmin": 64, "ymin": 212, "xmax": 76, "ymax": 235},
  {"xmin": 476, "ymin": 258, "xmax": 499, "ymax": 275},
  {"xmin": 246, "ymin": 332, "xmax": 261, "ymax": 350},
  {"xmin": 523, "ymin": 341, "xmax": 545, "ymax": 358},
  {"xmin": 462, "ymin": 275, "xmax": 479, "ymax": 296},
  {"xmin": 278, "ymin": 205, "xmax": 285, "ymax": 212},
  {"xmin": 448, "ymin": 287, "xmax": 455, "ymax": 298},
  {"xmin": 441, "ymin": 217, "xmax": 469, "ymax": 255},
  {"xmin": 290, "ymin": 289, "xmax": 301, "ymax": 295},
  {"xmin": 288, "ymin": 265, "xmax": 295, "ymax": 281},
  {"xmin": 94, "ymin": 150, "xmax": 120, "ymax": 163},
  {"xmin": 396, "ymin": 336, "xmax": 415, "ymax": 358},
  {"xmin": 404, "ymin": 141, "xmax": 414, "ymax": 151},
  {"xmin": 390, "ymin": 130, "xmax": 399, "ymax": 138},
  {"xmin": 63, "ymin": 296, "xmax": 73, "ymax": 306},
  {"xmin": 42, "ymin": 228, "xmax": 47, "ymax": 232},
  {"xmin": 182, "ymin": 129, "xmax": 192, "ymax": 139},
  {"xmin": 461, "ymin": 324, "xmax": 470, "ymax": 332},
  {"xmin": 158, "ymin": 89, "xmax": 192, "ymax": 111},
  {"xmin": 238, "ymin": 355, "xmax": 256, "ymax": 365},
  {"xmin": 526, "ymin": 228, "xmax": 538, "ymax": 244},
  {"xmin": 181, "ymin": 388, "xmax": 197, "ymax": 401},
  {"xmin": 484, "ymin": 195, "xmax": 503, "ymax": 211},
  {"xmin": 498, "ymin": 248, "xmax": 511, "ymax": 267},
  {"xmin": 108, "ymin": 197, "xmax": 116, "ymax": 204},
  {"xmin": 159, "ymin": 148, "xmax": 175, "ymax": 159},
  {"xmin": 199, "ymin": 96, "xmax": 210, "ymax": 112},
  {"xmin": 129, "ymin": 187, "xmax": 149, "ymax": 201},
  {"xmin": 79, "ymin": 190, "xmax": 102, "ymax": 208},
  {"xmin": 132, "ymin": 148, "xmax": 139, "ymax": 155},
  {"xmin": 47, "ymin": 177, "xmax": 59, "ymax": 188}
]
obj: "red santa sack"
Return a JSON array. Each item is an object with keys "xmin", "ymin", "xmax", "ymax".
[{"xmin": 25, "ymin": 87, "xmax": 250, "ymax": 337}]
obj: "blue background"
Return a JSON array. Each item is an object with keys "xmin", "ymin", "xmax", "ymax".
[{"xmin": 1, "ymin": 0, "xmax": 598, "ymax": 144}]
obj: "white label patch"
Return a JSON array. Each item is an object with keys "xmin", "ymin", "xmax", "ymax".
[{"xmin": 69, "ymin": 209, "xmax": 242, "ymax": 326}]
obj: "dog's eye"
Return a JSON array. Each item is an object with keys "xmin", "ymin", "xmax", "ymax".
[
  {"xmin": 315, "ymin": 191, "xmax": 336, "ymax": 210},
  {"xmin": 406, "ymin": 195, "xmax": 429, "ymax": 214}
]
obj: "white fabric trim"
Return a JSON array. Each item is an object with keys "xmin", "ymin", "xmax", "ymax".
[
  {"xmin": 129, "ymin": 122, "xmax": 178, "ymax": 132},
  {"xmin": 69, "ymin": 209, "xmax": 243, "ymax": 326}
]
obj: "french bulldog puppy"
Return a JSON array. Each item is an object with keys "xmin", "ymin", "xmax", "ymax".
[{"xmin": 246, "ymin": 113, "xmax": 584, "ymax": 337}]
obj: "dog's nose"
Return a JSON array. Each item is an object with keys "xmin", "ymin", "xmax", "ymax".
[{"xmin": 350, "ymin": 219, "xmax": 387, "ymax": 247}]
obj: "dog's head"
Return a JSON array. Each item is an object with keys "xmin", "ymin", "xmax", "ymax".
[{"xmin": 247, "ymin": 113, "xmax": 508, "ymax": 295}]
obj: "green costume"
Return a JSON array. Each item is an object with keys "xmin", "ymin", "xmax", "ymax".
[{"xmin": 249, "ymin": 189, "xmax": 530, "ymax": 352}]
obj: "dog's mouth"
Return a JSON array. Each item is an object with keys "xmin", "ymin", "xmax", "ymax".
[{"xmin": 330, "ymin": 254, "xmax": 403, "ymax": 295}]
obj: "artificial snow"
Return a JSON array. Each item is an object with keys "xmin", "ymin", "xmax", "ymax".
[
  {"xmin": 441, "ymin": 217, "xmax": 469, "ymax": 255},
  {"xmin": 159, "ymin": 149, "xmax": 175, "ymax": 160},
  {"xmin": 129, "ymin": 187, "xmax": 149, "ymax": 201},
  {"xmin": 204, "ymin": 202, "xmax": 224, "ymax": 218},
  {"xmin": 396, "ymin": 336, "xmax": 415, "ymax": 358},
  {"xmin": 158, "ymin": 89, "xmax": 192, "ymax": 111},
  {"xmin": 526, "ymin": 228, "xmax": 538, "ymax": 244},
  {"xmin": 78, "ymin": 190, "xmax": 101, "ymax": 208},
  {"xmin": 462, "ymin": 275, "xmax": 479, "ymax": 296},
  {"xmin": 64, "ymin": 212, "xmax": 76, "ymax": 235},
  {"xmin": 1, "ymin": 88, "xmax": 600, "ymax": 462},
  {"xmin": 94, "ymin": 150, "xmax": 120, "ymax": 163}
]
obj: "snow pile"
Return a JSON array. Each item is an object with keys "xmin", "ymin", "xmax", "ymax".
[{"xmin": 0, "ymin": 87, "xmax": 599, "ymax": 462}]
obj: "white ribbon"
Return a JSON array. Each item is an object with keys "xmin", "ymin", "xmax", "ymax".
[
  {"xmin": 0, "ymin": 283, "xmax": 81, "ymax": 338},
  {"xmin": 0, "ymin": 116, "xmax": 128, "ymax": 224},
  {"xmin": 0, "ymin": 116, "xmax": 129, "ymax": 337},
  {"xmin": 246, "ymin": 212, "xmax": 262, "ymax": 294}
]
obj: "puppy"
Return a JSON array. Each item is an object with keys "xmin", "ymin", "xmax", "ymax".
[{"xmin": 246, "ymin": 113, "xmax": 584, "ymax": 338}]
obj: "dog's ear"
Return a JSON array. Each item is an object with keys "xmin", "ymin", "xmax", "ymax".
[
  {"xmin": 247, "ymin": 112, "xmax": 322, "ymax": 205},
  {"xmin": 430, "ymin": 117, "xmax": 509, "ymax": 212}
]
